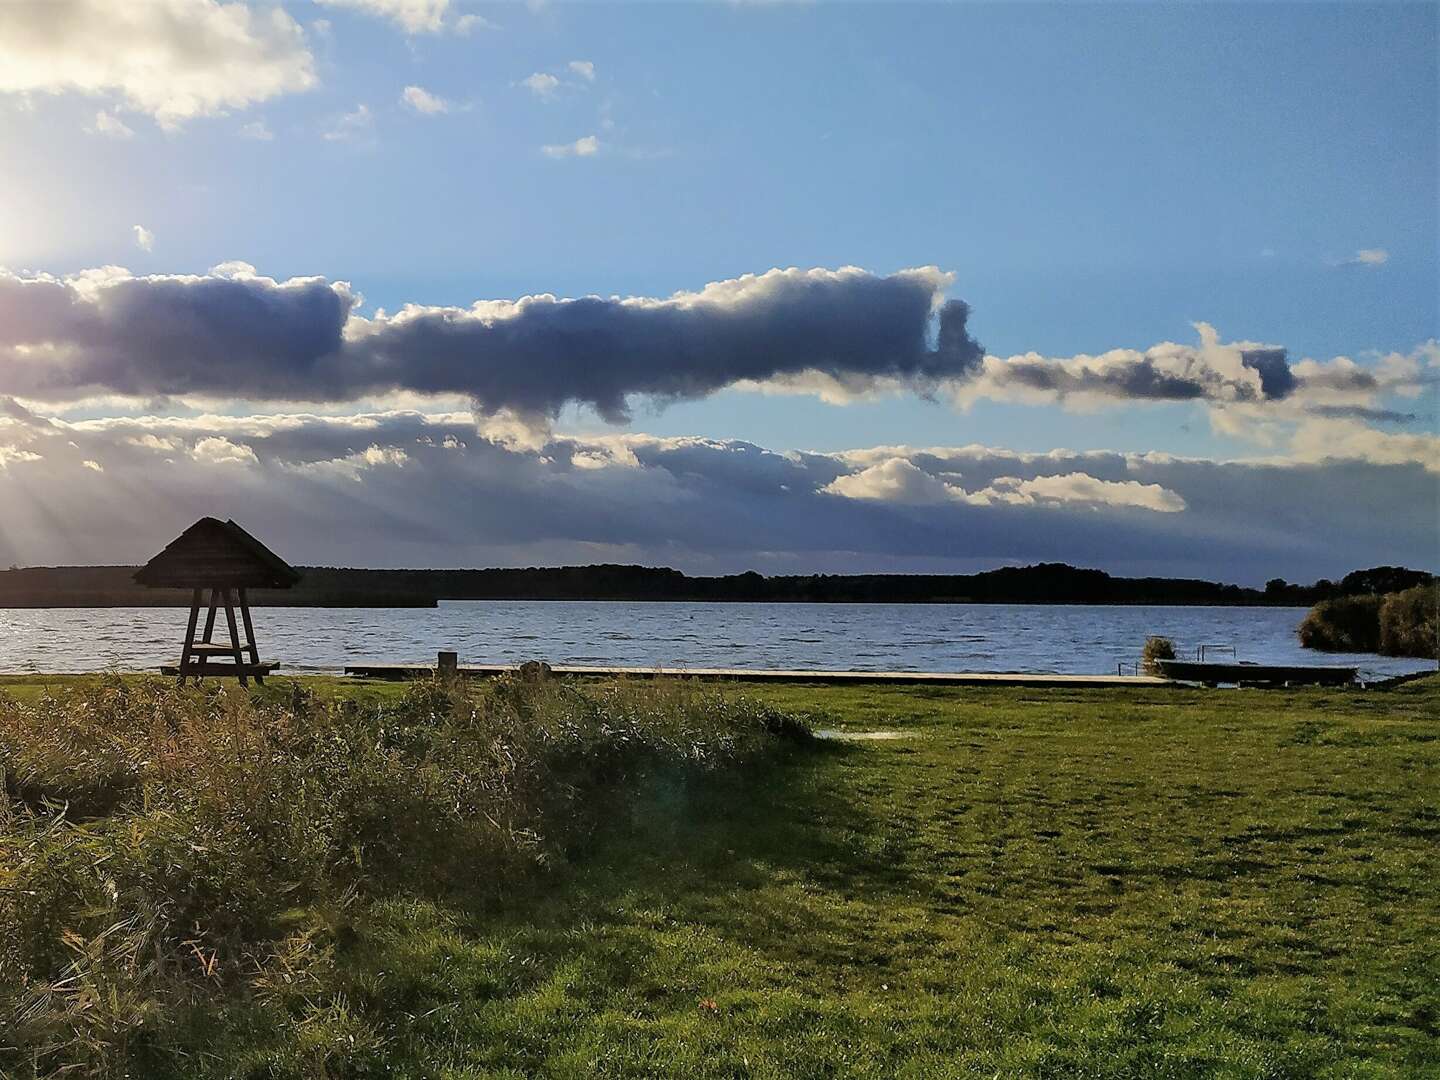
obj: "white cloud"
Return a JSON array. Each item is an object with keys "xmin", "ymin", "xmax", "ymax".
[
  {"xmin": 400, "ymin": 85, "xmax": 448, "ymax": 114},
  {"xmin": 324, "ymin": 103, "xmax": 374, "ymax": 142},
  {"xmin": 239, "ymin": 119, "xmax": 273, "ymax": 140},
  {"xmin": 0, "ymin": 0, "xmax": 316, "ymax": 129},
  {"xmin": 1287, "ymin": 417, "xmax": 1440, "ymax": 474},
  {"xmin": 823, "ymin": 457, "xmax": 1186, "ymax": 513},
  {"xmin": 521, "ymin": 72, "xmax": 561, "ymax": 100},
  {"xmin": 81, "ymin": 459, "xmax": 104, "ymax": 472},
  {"xmin": 541, "ymin": 134, "xmax": 599, "ymax": 158},
  {"xmin": 88, "ymin": 109, "xmax": 134, "ymax": 139},
  {"xmin": 1334, "ymin": 248, "xmax": 1390, "ymax": 268},
  {"xmin": 314, "ymin": 0, "xmax": 452, "ymax": 34},
  {"xmin": 0, "ymin": 446, "xmax": 42, "ymax": 470},
  {"xmin": 568, "ymin": 60, "xmax": 596, "ymax": 81},
  {"xmin": 454, "ymin": 13, "xmax": 496, "ymax": 33},
  {"xmin": 190, "ymin": 436, "xmax": 257, "ymax": 465},
  {"xmin": 823, "ymin": 458, "xmax": 961, "ymax": 505},
  {"xmin": 132, "ymin": 225, "xmax": 154, "ymax": 252},
  {"xmin": 964, "ymin": 472, "xmax": 1187, "ymax": 513}
]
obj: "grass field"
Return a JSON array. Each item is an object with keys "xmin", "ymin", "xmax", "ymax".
[{"xmin": 2, "ymin": 673, "xmax": 1437, "ymax": 1078}]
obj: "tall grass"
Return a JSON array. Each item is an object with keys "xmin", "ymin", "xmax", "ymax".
[
  {"xmin": 1140, "ymin": 635, "xmax": 1175, "ymax": 675},
  {"xmin": 0, "ymin": 675, "xmax": 811, "ymax": 1077},
  {"xmin": 1299, "ymin": 583, "xmax": 1439, "ymax": 659}
]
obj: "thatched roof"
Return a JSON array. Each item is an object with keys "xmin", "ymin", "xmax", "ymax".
[{"xmin": 134, "ymin": 518, "xmax": 301, "ymax": 589}]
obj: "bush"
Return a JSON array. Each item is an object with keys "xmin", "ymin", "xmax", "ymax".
[
  {"xmin": 1379, "ymin": 584, "xmax": 1440, "ymax": 660},
  {"xmin": 1299, "ymin": 585, "xmax": 1439, "ymax": 659},
  {"xmin": 1141, "ymin": 636, "xmax": 1176, "ymax": 675},
  {"xmin": 1299, "ymin": 594, "xmax": 1384, "ymax": 653},
  {"xmin": 0, "ymin": 675, "xmax": 812, "ymax": 1076}
]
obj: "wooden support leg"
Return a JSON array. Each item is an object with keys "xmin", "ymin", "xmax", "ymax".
[
  {"xmin": 192, "ymin": 588, "xmax": 221, "ymax": 682},
  {"xmin": 222, "ymin": 588, "xmax": 248, "ymax": 687},
  {"xmin": 178, "ymin": 588, "xmax": 202, "ymax": 685},
  {"xmin": 238, "ymin": 588, "xmax": 263, "ymax": 685}
]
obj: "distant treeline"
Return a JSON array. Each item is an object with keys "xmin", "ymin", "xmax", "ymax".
[{"xmin": 0, "ymin": 561, "xmax": 1432, "ymax": 609}]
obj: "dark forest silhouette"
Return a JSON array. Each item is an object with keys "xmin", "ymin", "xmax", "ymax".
[{"xmin": 0, "ymin": 562, "xmax": 1429, "ymax": 609}]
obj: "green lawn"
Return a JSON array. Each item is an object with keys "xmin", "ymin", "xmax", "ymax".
[{"xmin": 3, "ymin": 673, "xmax": 1437, "ymax": 1077}]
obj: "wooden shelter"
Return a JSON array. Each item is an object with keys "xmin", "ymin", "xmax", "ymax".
[{"xmin": 135, "ymin": 518, "xmax": 301, "ymax": 685}]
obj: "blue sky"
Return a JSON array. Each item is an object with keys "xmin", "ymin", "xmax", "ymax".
[{"xmin": 0, "ymin": 1, "xmax": 1435, "ymax": 579}]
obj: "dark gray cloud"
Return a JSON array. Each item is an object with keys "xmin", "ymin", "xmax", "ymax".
[
  {"xmin": 1306, "ymin": 404, "xmax": 1417, "ymax": 423},
  {"xmin": 0, "ymin": 266, "xmax": 979, "ymax": 420},
  {"xmin": 1, "ymin": 411, "xmax": 1432, "ymax": 582},
  {"xmin": 984, "ymin": 355, "xmax": 1210, "ymax": 401},
  {"xmin": 355, "ymin": 275, "xmax": 981, "ymax": 422},
  {"xmin": 6, "ymin": 264, "xmax": 1424, "ymax": 422},
  {"xmin": 1240, "ymin": 347, "xmax": 1296, "ymax": 399}
]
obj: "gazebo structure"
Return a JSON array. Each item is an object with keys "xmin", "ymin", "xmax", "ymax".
[{"xmin": 135, "ymin": 518, "xmax": 301, "ymax": 685}]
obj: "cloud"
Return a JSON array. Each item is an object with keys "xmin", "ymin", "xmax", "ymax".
[
  {"xmin": 568, "ymin": 60, "xmax": 596, "ymax": 81},
  {"xmin": 964, "ymin": 472, "xmax": 1187, "ymax": 513},
  {"xmin": 239, "ymin": 119, "xmax": 273, "ymax": 140},
  {"xmin": 822, "ymin": 456, "xmax": 1186, "ymax": 512},
  {"xmin": 324, "ymin": 103, "xmax": 374, "ymax": 142},
  {"xmin": 0, "ymin": 446, "xmax": 43, "ymax": 470},
  {"xmin": 132, "ymin": 225, "xmax": 154, "ymax": 252},
  {"xmin": 823, "ymin": 458, "xmax": 961, "ymax": 505},
  {"xmin": 0, "ymin": 264, "xmax": 980, "ymax": 419},
  {"xmin": 454, "ymin": 13, "xmax": 496, "ymax": 33},
  {"xmin": 5, "ymin": 260, "xmax": 1427, "ymax": 453},
  {"xmin": 88, "ymin": 109, "xmax": 134, "ymax": 139},
  {"xmin": 314, "ymin": 0, "xmax": 455, "ymax": 34},
  {"xmin": 1333, "ymin": 248, "xmax": 1389, "ymax": 268},
  {"xmin": 0, "ymin": 0, "xmax": 316, "ymax": 129},
  {"xmin": 0, "ymin": 264, "xmax": 358, "ymax": 401},
  {"xmin": 1286, "ymin": 417, "xmax": 1440, "ymax": 474},
  {"xmin": 190, "ymin": 435, "xmax": 258, "ymax": 465},
  {"xmin": 949, "ymin": 323, "xmax": 1298, "ymax": 410},
  {"xmin": 521, "ymin": 72, "xmax": 561, "ymax": 99},
  {"xmin": 541, "ymin": 134, "xmax": 599, "ymax": 158},
  {"xmin": 400, "ymin": 85, "xmax": 449, "ymax": 114},
  {"xmin": 937, "ymin": 324, "xmax": 1433, "ymax": 422},
  {"xmin": 0, "ymin": 411, "xmax": 1430, "ymax": 580}
]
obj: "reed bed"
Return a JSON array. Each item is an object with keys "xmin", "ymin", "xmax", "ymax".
[{"xmin": 0, "ymin": 674, "xmax": 811, "ymax": 1077}]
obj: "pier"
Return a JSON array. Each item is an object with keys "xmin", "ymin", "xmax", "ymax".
[{"xmin": 343, "ymin": 660, "xmax": 1173, "ymax": 688}]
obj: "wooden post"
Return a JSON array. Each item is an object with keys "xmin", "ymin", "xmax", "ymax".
[
  {"xmin": 438, "ymin": 650, "xmax": 458, "ymax": 677},
  {"xmin": 222, "ymin": 588, "xmax": 248, "ymax": 687},
  {"xmin": 238, "ymin": 588, "xmax": 263, "ymax": 685},
  {"xmin": 178, "ymin": 588, "xmax": 202, "ymax": 685},
  {"xmin": 202, "ymin": 588, "xmax": 219, "ymax": 644}
]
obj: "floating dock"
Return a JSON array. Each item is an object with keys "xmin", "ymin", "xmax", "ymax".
[
  {"xmin": 1156, "ymin": 658, "xmax": 1358, "ymax": 687},
  {"xmin": 342, "ymin": 662, "xmax": 1172, "ymax": 688}
]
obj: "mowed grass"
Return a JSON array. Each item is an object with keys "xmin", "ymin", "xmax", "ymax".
[{"xmin": 2, "ymin": 673, "xmax": 1437, "ymax": 1078}]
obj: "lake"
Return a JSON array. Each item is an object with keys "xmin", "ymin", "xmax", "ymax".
[{"xmin": 0, "ymin": 602, "xmax": 1432, "ymax": 681}]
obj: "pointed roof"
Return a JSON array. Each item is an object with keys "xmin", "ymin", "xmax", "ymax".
[{"xmin": 134, "ymin": 518, "xmax": 301, "ymax": 589}]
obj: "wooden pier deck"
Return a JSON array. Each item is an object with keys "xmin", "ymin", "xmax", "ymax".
[{"xmin": 343, "ymin": 662, "xmax": 1172, "ymax": 688}]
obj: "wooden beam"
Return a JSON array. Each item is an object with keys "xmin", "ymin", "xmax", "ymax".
[
  {"xmin": 201, "ymin": 587, "xmax": 219, "ymax": 644},
  {"xmin": 237, "ymin": 587, "xmax": 263, "ymax": 685},
  {"xmin": 177, "ymin": 588, "xmax": 202, "ymax": 685},
  {"xmin": 221, "ymin": 588, "xmax": 248, "ymax": 687}
]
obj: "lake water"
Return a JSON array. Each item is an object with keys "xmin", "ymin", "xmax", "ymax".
[{"xmin": 0, "ymin": 602, "xmax": 1432, "ymax": 681}]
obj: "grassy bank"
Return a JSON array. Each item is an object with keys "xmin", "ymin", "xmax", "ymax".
[{"xmin": 2, "ymin": 673, "xmax": 1437, "ymax": 1077}]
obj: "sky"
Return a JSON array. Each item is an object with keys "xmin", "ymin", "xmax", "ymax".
[{"xmin": 0, "ymin": 0, "xmax": 1435, "ymax": 584}]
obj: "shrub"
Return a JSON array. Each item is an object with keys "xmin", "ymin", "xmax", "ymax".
[
  {"xmin": 1298, "ymin": 594, "xmax": 1384, "ymax": 653},
  {"xmin": 1379, "ymin": 583, "xmax": 1440, "ymax": 660},
  {"xmin": 1141, "ymin": 636, "xmax": 1176, "ymax": 675},
  {"xmin": 0, "ymin": 675, "xmax": 812, "ymax": 1076}
]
